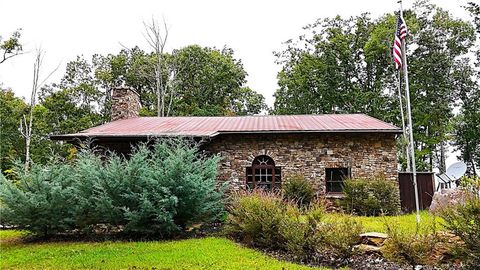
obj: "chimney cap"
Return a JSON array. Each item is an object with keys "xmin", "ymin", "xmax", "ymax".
[{"xmin": 112, "ymin": 86, "xmax": 140, "ymax": 97}]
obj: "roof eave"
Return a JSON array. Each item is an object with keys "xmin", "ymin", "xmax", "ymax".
[
  {"xmin": 50, "ymin": 129, "xmax": 402, "ymax": 141},
  {"xmin": 49, "ymin": 133, "xmax": 210, "ymax": 141}
]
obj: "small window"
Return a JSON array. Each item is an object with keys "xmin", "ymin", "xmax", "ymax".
[
  {"xmin": 325, "ymin": 168, "xmax": 350, "ymax": 193},
  {"xmin": 246, "ymin": 155, "xmax": 281, "ymax": 191}
]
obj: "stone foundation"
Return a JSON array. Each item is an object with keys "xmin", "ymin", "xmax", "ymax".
[{"xmin": 204, "ymin": 133, "xmax": 398, "ymax": 195}]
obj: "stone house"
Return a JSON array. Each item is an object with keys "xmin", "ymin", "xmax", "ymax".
[{"xmin": 51, "ymin": 87, "xmax": 401, "ymax": 197}]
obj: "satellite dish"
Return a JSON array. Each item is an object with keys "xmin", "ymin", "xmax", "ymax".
[{"xmin": 446, "ymin": 161, "xmax": 467, "ymax": 181}]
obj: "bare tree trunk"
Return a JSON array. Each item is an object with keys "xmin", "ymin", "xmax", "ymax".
[
  {"xmin": 144, "ymin": 18, "xmax": 169, "ymax": 117},
  {"xmin": 472, "ymin": 160, "xmax": 478, "ymax": 177},
  {"xmin": 439, "ymin": 140, "xmax": 447, "ymax": 173},
  {"xmin": 166, "ymin": 68, "xmax": 178, "ymax": 117},
  {"xmin": 20, "ymin": 49, "xmax": 59, "ymax": 171},
  {"xmin": 21, "ymin": 51, "xmax": 42, "ymax": 171}
]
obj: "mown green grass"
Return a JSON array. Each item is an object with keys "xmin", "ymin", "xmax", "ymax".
[
  {"xmin": 0, "ymin": 212, "xmax": 442, "ymax": 269},
  {"xmin": 0, "ymin": 229, "xmax": 28, "ymax": 240},
  {"xmin": 324, "ymin": 211, "xmax": 444, "ymax": 235},
  {"xmin": 0, "ymin": 232, "xmax": 325, "ymax": 270}
]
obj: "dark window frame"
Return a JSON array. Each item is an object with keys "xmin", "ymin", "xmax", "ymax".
[
  {"xmin": 246, "ymin": 155, "xmax": 281, "ymax": 191},
  {"xmin": 325, "ymin": 167, "xmax": 350, "ymax": 194}
]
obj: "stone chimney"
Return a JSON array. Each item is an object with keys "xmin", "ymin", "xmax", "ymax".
[{"xmin": 111, "ymin": 87, "xmax": 141, "ymax": 121}]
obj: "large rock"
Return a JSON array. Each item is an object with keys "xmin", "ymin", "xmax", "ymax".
[
  {"xmin": 354, "ymin": 243, "xmax": 381, "ymax": 252},
  {"xmin": 429, "ymin": 188, "xmax": 469, "ymax": 214},
  {"xmin": 360, "ymin": 232, "xmax": 389, "ymax": 246}
]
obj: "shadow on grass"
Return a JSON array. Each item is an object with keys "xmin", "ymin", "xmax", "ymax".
[{"xmin": 0, "ymin": 222, "xmax": 226, "ymax": 246}]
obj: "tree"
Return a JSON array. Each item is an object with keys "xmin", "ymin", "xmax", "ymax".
[
  {"xmin": 23, "ymin": 55, "xmax": 106, "ymax": 165},
  {"xmin": 273, "ymin": 2, "xmax": 476, "ymax": 171},
  {"xmin": 20, "ymin": 50, "xmax": 42, "ymax": 171},
  {"xmin": 20, "ymin": 49, "xmax": 59, "ymax": 171},
  {"xmin": 407, "ymin": 2, "xmax": 475, "ymax": 171},
  {"xmin": 0, "ymin": 88, "xmax": 27, "ymax": 173},
  {"xmin": 30, "ymin": 87, "xmax": 103, "ymax": 164},
  {"xmin": 230, "ymin": 87, "xmax": 268, "ymax": 116},
  {"xmin": 0, "ymin": 29, "xmax": 22, "ymax": 64},
  {"xmin": 453, "ymin": 2, "xmax": 480, "ymax": 176},
  {"xmin": 51, "ymin": 45, "xmax": 266, "ymax": 117},
  {"xmin": 143, "ymin": 18, "xmax": 170, "ymax": 117},
  {"xmin": 273, "ymin": 13, "xmax": 398, "ymax": 121},
  {"xmin": 466, "ymin": 2, "xmax": 479, "ymax": 33},
  {"xmin": 171, "ymin": 45, "xmax": 265, "ymax": 116}
]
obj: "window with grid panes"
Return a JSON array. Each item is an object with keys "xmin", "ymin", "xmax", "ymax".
[
  {"xmin": 325, "ymin": 168, "xmax": 350, "ymax": 193},
  {"xmin": 246, "ymin": 155, "xmax": 281, "ymax": 190}
]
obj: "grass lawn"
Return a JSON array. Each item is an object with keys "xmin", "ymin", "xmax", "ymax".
[
  {"xmin": 0, "ymin": 229, "xmax": 27, "ymax": 241},
  {"xmin": 324, "ymin": 211, "xmax": 444, "ymax": 235},
  {"xmin": 0, "ymin": 231, "xmax": 325, "ymax": 270},
  {"xmin": 0, "ymin": 212, "xmax": 442, "ymax": 269}
]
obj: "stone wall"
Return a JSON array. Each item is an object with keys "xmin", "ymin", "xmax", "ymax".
[
  {"xmin": 204, "ymin": 132, "xmax": 398, "ymax": 195},
  {"xmin": 111, "ymin": 87, "xmax": 141, "ymax": 121}
]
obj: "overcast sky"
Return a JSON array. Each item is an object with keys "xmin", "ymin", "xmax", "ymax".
[
  {"xmin": 0, "ymin": 0, "xmax": 473, "ymax": 168},
  {"xmin": 0, "ymin": 0, "xmax": 474, "ymax": 165},
  {"xmin": 0, "ymin": 0, "xmax": 471, "ymax": 106}
]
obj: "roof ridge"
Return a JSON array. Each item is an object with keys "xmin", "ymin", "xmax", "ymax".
[{"xmin": 135, "ymin": 113, "xmax": 368, "ymax": 119}]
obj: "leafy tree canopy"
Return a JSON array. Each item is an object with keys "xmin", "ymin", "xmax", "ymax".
[
  {"xmin": 273, "ymin": 1, "xmax": 477, "ymax": 171},
  {"xmin": 453, "ymin": 1, "xmax": 480, "ymax": 176},
  {"xmin": 43, "ymin": 45, "xmax": 267, "ymax": 119},
  {"xmin": 0, "ymin": 88, "xmax": 27, "ymax": 173},
  {"xmin": 0, "ymin": 29, "xmax": 22, "ymax": 64}
]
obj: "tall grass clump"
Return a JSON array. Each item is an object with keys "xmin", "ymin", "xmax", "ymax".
[
  {"xmin": 439, "ymin": 176, "xmax": 480, "ymax": 269},
  {"xmin": 225, "ymin": 190, "xmax": 286, "ymax": 249},
  {"xmin": 226, "ymin": 191, "xmax": 362, "ymax": 264},
  {"xmin": 282, "ymin": 175, "xmax": 315, "ymax": 207},
  {"xmin": 381, "ymin": 219, "xmax": 446, "ymax": 266}
]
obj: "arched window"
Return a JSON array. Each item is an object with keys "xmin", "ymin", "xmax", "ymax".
[{"xmin": 246, "ymin": 155, "xmax": 281, "ymax": 190}]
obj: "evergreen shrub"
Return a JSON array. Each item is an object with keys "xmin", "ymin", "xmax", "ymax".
[
  {"xmin": 0, "ymin": 139, "xmax": 224, "ymax": 237},
  {"xmin": 0, "ymin": 161, "xmax": 78, "ymax": 236}
]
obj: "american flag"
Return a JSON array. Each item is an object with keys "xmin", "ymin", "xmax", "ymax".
[{"xmin": 393, "ymin": 15, "xmax": 407, "ymax": 70}]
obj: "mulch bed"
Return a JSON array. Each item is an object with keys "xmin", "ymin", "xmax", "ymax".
[{"xmin": 263, "ymin": 248, "xmax": 462, "ymax": 270}]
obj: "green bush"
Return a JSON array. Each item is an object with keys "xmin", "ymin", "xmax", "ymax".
[
  {"xmin": 341, "ymin": 176, "xmax": 400, "ymax": 216},
  {"xmin": 439, "ymin": 178, "xmax": 480, "ymax": 269},
  {"xmin": 0, "ymin": 139, "xmax": 224, "ymax": 237},
  {"xmin": 282, "ymin": 175, "xmax": 315, "ymax": 207},
  {"xmin": 0, "ymin": 162, "xmax": 79, "ymax": 236},
  {"xmin": 90, "ymin": 141, "xmax": 224, "ymax": 236},
  {"xmin": 225, "ymin": 190, "xmax": 286, "ymax": 249}
]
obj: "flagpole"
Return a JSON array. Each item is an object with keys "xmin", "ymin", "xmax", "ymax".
[
  {"xmin": 399, "ymin": 0, "xmax": 421, "ymax": 225},
  {"xmin": 395, "ymin": 70, "xmax": 411, "ymax": 171}
]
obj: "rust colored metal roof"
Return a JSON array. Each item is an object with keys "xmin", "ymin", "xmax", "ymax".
[{"xmin": 50, "ymin": 114, "xmax": 402, "ymax": 140}]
